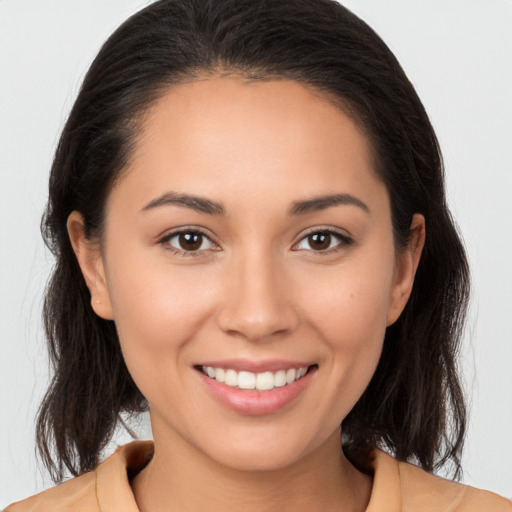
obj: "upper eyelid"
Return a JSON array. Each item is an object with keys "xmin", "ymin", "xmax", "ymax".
[
  {"xmin": 296, "ymin": 226, "xmax": 352, "ymax": 241},
  {"xmin": 156, "ymin": 225, "xmax": 352, "ymax": 250},
  {"xmin": 157, "ymin": 226, "xmax": 217, "ymax": 243},
  {"xmin": 157, "ymin": 228, "xmax": 220, "ymax": 258},
  {"xmin": 292, "ymin": 227, "xmax": 353, "ymax": 251}
]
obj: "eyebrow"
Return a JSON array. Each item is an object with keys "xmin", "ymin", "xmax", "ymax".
[
  {"xmin": 141, "ymin": 191, "xmax": 225, "ymax": 215},
  {"xmin": 288, "ymin": 193, "xmax": 370, "ymax": 216},
  {"xmin": 141, "ymin": 191, "xmax": 369, "ymax": 216}
]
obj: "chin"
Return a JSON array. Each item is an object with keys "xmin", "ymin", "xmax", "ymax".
[
  {"xmin": 211, "ymin": 446, "xmax": 303, "ymax": 472},
  {"xmin": 198, "ymin": 428, "xmax": 327, "ymax": 473}
]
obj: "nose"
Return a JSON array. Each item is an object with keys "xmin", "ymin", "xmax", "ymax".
[{"xmin": 215, "ymin": 249, "xmax": 299, "ymax": 343}]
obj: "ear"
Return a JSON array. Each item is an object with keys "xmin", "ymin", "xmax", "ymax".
[
  {"xmin": 67, "ymin": 211, "xmax": 114, "ymax": 320},
  {"xmin": 387, "ymin": 213, "xmax": 426, "ymax": 326}
]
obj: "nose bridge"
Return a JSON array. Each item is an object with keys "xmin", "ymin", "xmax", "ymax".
[{"xmin": 216, "ymin": 242, "xmax": 297, "ymax": 341}]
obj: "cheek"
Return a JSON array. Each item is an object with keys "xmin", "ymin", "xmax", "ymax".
[
  {"xmin": 104, "ymin": 256, "xmax": 218, "ymax": 383},
  {"xmin": 301, "ymin": 254, "xmax": 395, "ymax": 344},
  {"xmin": 295, "ymin": 251, "xmax": 395, "ymax": 410}
]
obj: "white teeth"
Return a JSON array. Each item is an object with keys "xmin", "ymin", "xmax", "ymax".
[
  {"xmin": 238, "ymin": 371, "xmax": 256, "ymax": 389},
  {"xmin": 201, "ymin": 365, "xmax": 310, "ymax": 391},
  {"xmin": 225, "ymin": 369, "xmax": 238, "ymax": 387},
  {"xmin": 274, "ymin": 370, "xmax": 287, "ymax": 387},
  {"xmin": 256, "ymin": 372, "xmax": 274, "ymax": 391},
  {"xmin": 286, "ymin": 368, "xmax": 296, "ymax": 384}
]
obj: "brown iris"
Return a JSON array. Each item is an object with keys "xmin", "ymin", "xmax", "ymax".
[
  {"xmin": 178, "ymin": 232, "xmax": 203, "ymax": 251},
  {"xmin": 307, "ymin": 232, "xmax": 332, "ymax": 250}
]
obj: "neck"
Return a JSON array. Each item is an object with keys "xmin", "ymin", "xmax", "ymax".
[{"xmin": 132, "ymin": 421, "xmax": 372, "ymax": 512}]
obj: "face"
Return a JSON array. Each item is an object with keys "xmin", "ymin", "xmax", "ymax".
[{"xmin": 70, "ymin": 77, "xmax": 423, "ymax": 472}]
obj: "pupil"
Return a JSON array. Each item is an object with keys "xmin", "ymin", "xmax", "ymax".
[
  {"xmin": 309, "ymin": 232, "xmax": 330, "ymax": 250},
  {"xmin": 179, "ymin": 232, "xmax": 202, "ymax": 251}
]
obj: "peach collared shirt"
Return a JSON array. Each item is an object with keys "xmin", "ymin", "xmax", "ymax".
[{"xmin": 6, "ymin": 441, "xmax": 512, "ymax": 511}]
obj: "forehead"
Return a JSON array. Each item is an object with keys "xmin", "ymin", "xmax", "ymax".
[{"xmin": 112, "ymin": 77, "xmax": 387, "ymax": 215}]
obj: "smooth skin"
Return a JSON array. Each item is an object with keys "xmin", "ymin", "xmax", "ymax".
[{"xmin": 68, "ymin": 77, "xmax": 425, "ymax": 512}]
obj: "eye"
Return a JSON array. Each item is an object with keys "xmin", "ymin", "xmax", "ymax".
[
  {"xmin": 294, "ymin": 230, "xmax": 352, "ymax": 252},
  {"xmin": 161, "ymin": 230, "xmax": 217, "ymax": 254}
]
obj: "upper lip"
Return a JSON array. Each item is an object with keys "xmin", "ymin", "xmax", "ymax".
[{"xmin": 195, "ymin": 359, "xmax": 316, "ymax": 373}]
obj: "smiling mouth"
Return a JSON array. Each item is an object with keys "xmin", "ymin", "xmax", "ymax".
[{"xmin": 198, "ymin": 365, "xmax": 317, "ymax": 392}]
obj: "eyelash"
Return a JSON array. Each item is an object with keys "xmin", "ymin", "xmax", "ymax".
[
  {"xmin": 292, "ymin": 228, "xmax": 354, "ymax": 254},
  {"xmin": 158, "ymin": 228, "xmax": 219, "ymax": 257},
  {"xmin": 157, "ymin": 227, "xmax": 353, "ymax": 257}
]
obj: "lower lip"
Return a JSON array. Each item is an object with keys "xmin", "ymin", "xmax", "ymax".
[{"xmin": 197, "ymin": 368, "xmax": 315, "ymax": 416}]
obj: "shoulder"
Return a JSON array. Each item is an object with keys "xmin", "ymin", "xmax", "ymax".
[
  {"xmin": 396, "ymin": 456, "xmax": 512, "ymax": 511},
  {"xmin": 368, "ymin": 449, "xmax": 512, "ymax": 512},
  {"xmin": 4, "ymin": 471, "xmax": 98, "ymax": 512},
  {"xmin": 4, "ymin": 441, "xmax": 153, "ymax": 512}
]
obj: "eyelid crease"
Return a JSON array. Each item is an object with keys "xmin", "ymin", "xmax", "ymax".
[
  {"xmin": 292, "ymin": 227, "xmax": 354, "ymax": 252},
  {"xmin": 156, "ymin": 225, "xmax": 217, "ymax": 243},
  {"xmin": 295, "ymin": 225, "xmax": 353, "ymax": 242},
  {"xmin": 155, "ymin": 225, "xmax": 353, "ymax": 258},
  {"xmin": 157, "ymin": 226, "xmax": 221, "ymax": 257}
]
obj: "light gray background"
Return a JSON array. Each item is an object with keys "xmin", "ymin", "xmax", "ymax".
[{"xmin": 1, "ymin": 0, "xmax": 511, "ymax": 506}]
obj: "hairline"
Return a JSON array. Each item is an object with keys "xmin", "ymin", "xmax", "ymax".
[{"xmin": 94, "ymin": 68, "xmax": 387, "ymax": 242}]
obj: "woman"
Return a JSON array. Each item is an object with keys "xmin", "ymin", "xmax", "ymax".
[{"xmin": 6, "ymin": 0, "xmax": 511, "ymax": 510}]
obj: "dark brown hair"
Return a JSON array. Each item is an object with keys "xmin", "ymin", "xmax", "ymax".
[{"xmin": 37, "ymin": 0, "xmax": 469, "ymax": 482}]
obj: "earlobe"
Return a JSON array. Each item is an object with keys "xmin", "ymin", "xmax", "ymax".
[
  {"xmin": 67, "ymin": 211, "xmax": 114, "ymax": 320},
  {"xmin": 386, "ymin": 213, "xmax": 426, "ymax": 326}
]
